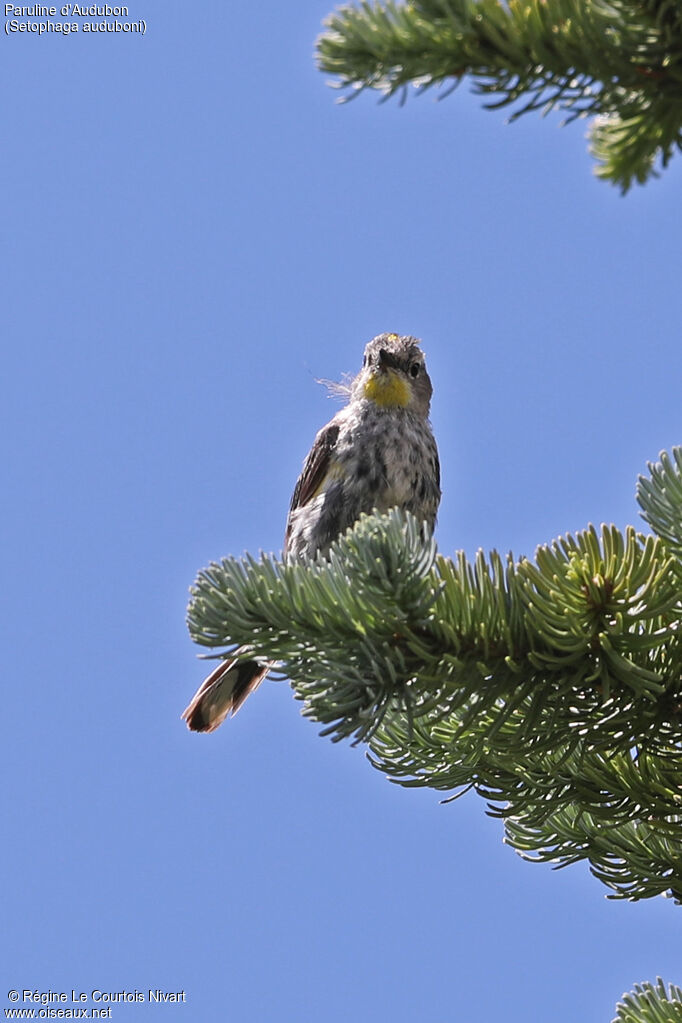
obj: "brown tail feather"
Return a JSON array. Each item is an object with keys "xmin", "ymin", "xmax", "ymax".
[{"xmin": 182, "ymin": 654, "xmax": 271, "ymax": 732}]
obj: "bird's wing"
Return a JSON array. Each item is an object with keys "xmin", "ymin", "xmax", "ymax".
[{"xmin": 284, "ymin": 421, "xmax": 340, "ymax": 553}]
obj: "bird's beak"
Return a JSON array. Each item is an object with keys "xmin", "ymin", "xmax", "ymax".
[{"xmin": 378, "ymin": 347, "xmax": 399, "ymax": 372}]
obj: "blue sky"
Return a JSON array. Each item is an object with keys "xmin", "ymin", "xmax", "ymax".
[{"xmin": 2, "ymin": 2, "xmax": 682, "ymax": 1020}]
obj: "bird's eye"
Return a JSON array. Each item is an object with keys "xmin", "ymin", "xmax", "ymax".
[{"xmin": 410, "ymin": 363, "xmax": 420, "ymax": 378}]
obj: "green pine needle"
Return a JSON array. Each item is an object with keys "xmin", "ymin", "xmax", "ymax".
[
  {"xmin": 316, "ymin": 0, "xmax": 682, "ymax": 189},
  {"xmin": 613, "ymin": 978, "xmax": 682, "ymax": 1023}
]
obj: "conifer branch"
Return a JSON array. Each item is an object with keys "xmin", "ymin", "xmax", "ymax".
[
  {"xmin": 315, "ymin": 0, "xmax": 682, "ymax": 190},
  {"xmin": 613, "ymin": 978, "xmax": 682, "ymax": 1023},
  {"xmin": 188, "ymin": 447, "xmax": 682, "ymax": 903}
]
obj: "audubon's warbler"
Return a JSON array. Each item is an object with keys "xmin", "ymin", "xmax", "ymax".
[{"xmin": 183, "ymin": 332, "xmax": 441, "ymax": 732}]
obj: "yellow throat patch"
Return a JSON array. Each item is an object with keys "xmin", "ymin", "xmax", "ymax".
[{"xmin": 363, "ymin": 370, "xmax": 410, "ymax": 408}]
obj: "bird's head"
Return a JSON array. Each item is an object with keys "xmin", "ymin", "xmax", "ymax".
[{"xmin": 353, "ymin": 333, "xmax": 433, "ymax": 416}]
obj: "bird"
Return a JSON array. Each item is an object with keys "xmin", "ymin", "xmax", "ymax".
[{"xmin": 182, "ymin": 332, "xmax": 441, "ymax": 732}]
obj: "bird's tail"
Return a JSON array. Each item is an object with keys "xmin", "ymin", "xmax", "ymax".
[{"xmin": 182, "ymin": 654, "xmax": 271, "ymax": 732}]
